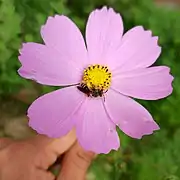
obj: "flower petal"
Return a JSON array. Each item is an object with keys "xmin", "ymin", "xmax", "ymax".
[
  {"xmin": 86, "ymin": 6, "xmax": 123, "ymax": 66},
  {"xmin": 75, "ymin": 98, "xmax": 120, "ymax": 154},
  {"xmin": 112, "ymin": 66, "xmax": 173, "ymax": 100},
  {"xmin": 28, "ymin": 86, "xmax": 85, "ymax": 138},
  {"xmin": 18, "ymin": 43, "xmax": 83, "ymax": 86},
  {"xmin": 41, "ymin": 15, "xmax": 87, "ymax": 68},
  {"xmin": 111, "ymin": 26, "xmax": 161, "ymax": 72},
  {"xmin": 105, "ymin": 90, "xmax": 160, "ymax": 139}
]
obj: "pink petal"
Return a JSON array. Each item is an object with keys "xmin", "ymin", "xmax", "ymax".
[
  {"xmin": 86, "ymin": 6, "xmax": 123, "ymax": 66},
  {"xmin": 75, "ymin": 98, "xmax": 120, "ymax": 154},
  {"xmin": 111, "ymin": 66, "xmax": 173, "ymax": 100},
  {"xmin": 105, "ymin": 90, "xmax": 160, "ymax": 139},
  {"xmin": 18, "ymin": 43, "xmax": 83, "ymax": 86},
  {"xmin": 111, "ymin": 26, "xmax": 161, "ymax": 72},
  {"xmin": 28, "ymin": 86, "xmax": 85, "ymax": 138},
  {"xmin": 41, "ymin": 15, "xmax": 87, "ymax": 68}
]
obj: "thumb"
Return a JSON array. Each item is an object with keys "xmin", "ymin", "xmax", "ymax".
[
  {"xmin": 32, "ymin": 129, "xmax": 76, "ymax": 170},
  {"xmin": 47, "ymin": 129, "xmax": 77, "ymax": 155}
]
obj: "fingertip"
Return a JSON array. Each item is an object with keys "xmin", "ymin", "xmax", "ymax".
[{"xmin": 50, "ymin": 128, "xmax": 77, "ymax": 155}]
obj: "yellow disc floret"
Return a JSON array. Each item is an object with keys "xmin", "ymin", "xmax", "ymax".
[{"xmin": 82, "ymin": 64, "xmax": 112, "ymax": 91}]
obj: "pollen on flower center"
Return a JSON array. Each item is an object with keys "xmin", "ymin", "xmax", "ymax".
[
  {"xmin": 77, "ymin": 64, "xmax": 112, "ymax": 98},
  {"xmin": 83, "ymin": 64, "xmax": 112, "ymax": 90}
]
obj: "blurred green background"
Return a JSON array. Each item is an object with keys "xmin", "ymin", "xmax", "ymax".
[{"xmin": 0, "ymin": 0, "xmax": 180, "ymax": 179}]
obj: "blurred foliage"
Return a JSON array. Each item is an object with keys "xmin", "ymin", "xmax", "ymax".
[{"xmin": 0, "ymin": 0, "xmax": 180, "ymax": 179}]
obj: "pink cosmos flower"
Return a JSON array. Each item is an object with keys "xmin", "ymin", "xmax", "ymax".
[{"xmin": 18, "ymin": 7, "xmax": 173, "ymax": 154}]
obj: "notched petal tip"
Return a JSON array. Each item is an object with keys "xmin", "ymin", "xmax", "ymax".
[
  {"xmin": 45, "ymin": 15, "xmax": 54, "ymax": 23},
  {"xmin": 28, "ymin": 120, "xmax": 44, "ymax": 135},
  {"xmin": 101, "ymin": 6, "xmax": 108, "ymax": 11},
  {"xmin": 18, "ymin": 67, "xmax": 36, "ymax": 82},
  {"xmin": 131, "ymin": 125, "xmax": 160, "ymax": 140},
  {"xmin": 157, "ymin": 45, "xmax": 162, "ymax": 54},
  {"xmin": 152, "ymin": 36, "xmax": 159, "ymax": 42},
  {"xmin": 162, "ymin": 66, "xmax": 174, "ymax": 77},
  {"xmin": 18, "ymin": 43, "xmax": 27, "ymax": 55},
  {"xmin": 43, "ymin": 14, "xmax": 68, "ymax": 24},
  {"xmin": 108, "ymin": 7, "xmax": 123, "ymax": 21},
  {"xmin": 29, "ymin": 119, "xmax": 60, "ymax": 138},
  {"xmin": 89, "ymin": 6, "xmax": 107, "ymax": 17},
  {"xmin": 19, "ymin": 42, "xmax": 38, "ymax": 56},
  {"xmin": 40, "ymin": 16, "xmax": 54, "ymax": 32},
  {"xmin": 145, "ymin": 31, "xmax": 161, "ymax": 49},
  {"xmin": 139, "ymin": 128, "xmax": 160, "ymax": 139},
  {"xmin": 54, "ymin": 14, "xmax": 67, "ymax": 20},
  {"xmin": 17, "ymin": 67, "xmax": 22, "ymax": 75},
  {"xmin": 131, "ymin": 26, "xmax": 160, "ymax": 41},
  {"xmin": 93, "ymin": 145, "xmax": 120, "ymax": 154},
  {"xmin": 134, "ymin": 26, "xmax": 144, "ymax": 31},
  {"xmin": 162, "ymin": 66, "xmax": 174, "ymax": 84},
  {"xmin": 145, "ymin": 30, "xmax": 152, "ymax": 37},
  {"xmin": 166, "ymin": 77, "xmax": 174, "ymax": 97},
  {"xmin": 77, "ymin": 130, "xmax": 120, "ymax": 154},
  {"xmin": 93, "ymin": 6, "xmax": 120, "ymax": 16},
  {"xmin": 170, "ymin": 74, "xmax": 174, "ymax": 82},
  {"xmin": 152, "ymin": 36, "xmax": 162, "ymax": 51},
  {"xmin": 102, "ymin": 148, "xmax": 117, "ymax": 155},
  {"xmin": 41, "ymin": 15, "xmax": 67, "ymax": 33},
  {"xmin": 145, "ymin": 30, "xmax": 159, "ymax": 41},
  {"xmin": 18, "ymin": 55, "xmax": 22, "ymax": 63}
]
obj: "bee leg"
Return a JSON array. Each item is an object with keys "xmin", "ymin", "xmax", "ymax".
[{"xmin": 101, "ymin": 94, "xmax": 105, "ymax": 102}]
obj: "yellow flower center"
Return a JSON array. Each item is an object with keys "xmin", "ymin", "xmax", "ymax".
[
  {"xmin": 77, "ymin": 64, "xmax": 112, "ymax": 98},
  {"xmin": 83, "ymin": 64, "xmax": 112, "ymax": 90}
]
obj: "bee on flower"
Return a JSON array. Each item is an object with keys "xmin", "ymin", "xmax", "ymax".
[{"xmin": 18, "ymin": 6, "xmax": 173, "ymax": 154}]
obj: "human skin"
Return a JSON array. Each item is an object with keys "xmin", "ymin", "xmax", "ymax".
[{"xmin": 0, "ymin": 130, "xmax": 95, "ymax": 180}]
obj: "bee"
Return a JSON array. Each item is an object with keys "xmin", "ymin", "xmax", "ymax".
[
  {"xmin": 77, "ymin": 83, "xmax": 108, "ymax": 101},
  {"xmin": 77, "ymin": 83, "xmax": 91, "ymax": 97},
  {"xmin": 90, "ymin": 87, "xmax": 104, "ymax": 97}
]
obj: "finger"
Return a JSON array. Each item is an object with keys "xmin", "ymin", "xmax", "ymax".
[
  {"xmin": 34, "ymin": 128, "xmax": 76, "ymax": 154},
  {"xmin": 57, "ymin": 141, "xmax": 96, "ymax": 180},
  {"xmin": 48, "ymin": 128, "xmax": 76, "ymax": 155},
  {"xmin": 33, "ymin": 129, "xmax": 76, "ymax": 170},
  {"xmin": 0, "ymin": 138, "xmax": 14, "ymax": 150}
]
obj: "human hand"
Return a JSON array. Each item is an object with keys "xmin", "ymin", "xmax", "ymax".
[{"xmin": 0, "ymin": 130, "xmax": 95, "ymax": 180}]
